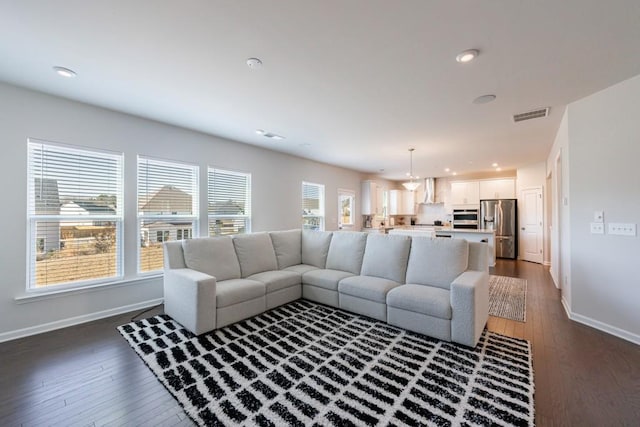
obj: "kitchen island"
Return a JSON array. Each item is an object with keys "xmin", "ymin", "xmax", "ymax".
[{"xmin": 389, "ymin": 227, "xmax": 496, "ymax": 267}]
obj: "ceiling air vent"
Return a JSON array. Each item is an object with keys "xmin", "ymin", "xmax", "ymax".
[{"xmin": 513, "ymin": 107, "xmax": 550, "ymax": 123}]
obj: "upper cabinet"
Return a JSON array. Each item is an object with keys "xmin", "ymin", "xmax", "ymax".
[
  {"xmin": 479, "ymin": 178, "xmax": 516, "ymax": 200},
  {"xmin": 389, "ymin": 189, "xmax": 416, "ymax": 215},
  {"xmin": 362, "ymin": 180, "xmax": 387, "ymax": 216},
  {"xmin": 450, "ymin": 181, "xmax": 480, "ymax": 207}
]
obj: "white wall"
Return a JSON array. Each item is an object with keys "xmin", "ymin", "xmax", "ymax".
[
  {"xmin": 0, "ymin": 83, "xmax": 364, "ymax": 340},
  {"xmin": 547, "ymin": 73, "xmax": 640, "ymax": 344},
  {"xmin": 565, "ymin": 74, "xmax": 640, "ymax": 343}
]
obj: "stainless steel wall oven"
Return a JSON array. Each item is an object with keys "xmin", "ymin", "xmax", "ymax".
[{"xmin": 452, "ymin": 209, "xmax": 479, "ymax": 229}]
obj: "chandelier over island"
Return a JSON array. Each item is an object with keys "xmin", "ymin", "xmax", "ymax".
[{"xmin": 402, "ymin": 148, "xmax": 421, "ymax": 191}]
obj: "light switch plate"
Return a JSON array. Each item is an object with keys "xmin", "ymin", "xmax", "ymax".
[
  {"xmin": 608, "ymin": 223, "xmax": 636, "ymax": 236},
  {"xmin": 594, "ymin": 211, "xmax": 604, "ymax": 223},
  {"xmin": 590, "ymin": 223, "xmax": 604, "ymax": 234}
]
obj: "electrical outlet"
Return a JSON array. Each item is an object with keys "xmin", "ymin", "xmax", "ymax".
[
  {"xmin": 590, "ymin": 222, "xmax": 604, "ymax": 234},
  {"xmin": 608, "ymin": 223, "xmax": 636, "ymax": 236}
]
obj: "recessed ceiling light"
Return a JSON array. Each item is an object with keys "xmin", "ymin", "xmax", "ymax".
[
  {"xmin": 246, "ymin": 57, "xmax": 263, "ymax": 69},
  {"xmin": 456, "ymin": 49, "xmax": 479, "ymax": 63},
  {"xmin": 452, "ymin": 172, "xmax": 457, "ymax": 176},
  {"xmin": 444, "ymin": 168, "xmax": 450, "ymax": 172},
  {"xmin": 496, "ymin": 167, "xmax": 502, "ymax": 172},
  {"xmin": 270, "ymin": 134, "xmax": 285, "ymax": 140},
  {"xmin": 255, "ymin": 129, "xmax": 265, "ymax": 135},
  {"xmin": 473, "ymin": 94, "xmax": 496, "ymax": 104},
  {"xmin": 491, "ymin": 162, "xmax": 498, "ymax": 168},
  {"xmin": 52, "ymin": 66, "xmax": 76, "ymax": 78}
]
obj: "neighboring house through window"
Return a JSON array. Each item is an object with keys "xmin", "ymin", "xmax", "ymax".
[
  {"xmin": 208, "ymin": 168, "xmax": 251, "ymax": 236},
  {"xmin": 27, "ymin": 139, "xmax": 124, "ymax": 289},
  {"xmin": 302, "ymin": 181, "xmax": 325, "ymax": 231},
  {"xmin": 137, "ymin": 156, "xmax": 198, "ymax": 273}
]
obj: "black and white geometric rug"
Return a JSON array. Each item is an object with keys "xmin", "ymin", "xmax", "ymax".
[
  {"xmin": 118, "ymin": 300, "xmax": 534, "ymax": 426},
  {"xmin": 489, "ymin": 275, "xmax": 528, "ymax": 322}
]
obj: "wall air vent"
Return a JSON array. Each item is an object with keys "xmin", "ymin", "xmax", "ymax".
[{"xmin": 513, "ymin": 107, "xmax": 550, "ymax": 123}]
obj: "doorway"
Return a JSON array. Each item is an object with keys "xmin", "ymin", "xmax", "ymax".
[{"xmin": 520, "ymin": 187, "xmax": 544, "ymax": 263}]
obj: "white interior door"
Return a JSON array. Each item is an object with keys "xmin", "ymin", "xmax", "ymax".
[{"xmin": 520, "ymin": 187, "xmax": 544, "ymax": 263}]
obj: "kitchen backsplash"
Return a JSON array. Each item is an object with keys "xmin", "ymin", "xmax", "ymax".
[{"xmin": 415, "ymin": 203, "xmax": 450, "ymax": 225}]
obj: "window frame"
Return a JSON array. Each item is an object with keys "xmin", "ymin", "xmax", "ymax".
[
  {"xmin": 338, "ymin": 188, "xmax": 356, "ymax": 229},
  {"xmin": 302, "ymin": 181, "xmax": 325, "ymax": 231},
  {"xmin": 26, "ymin": 139, "xmax": 124, "ymax": 291},
  {"xmin": 137, "ymin": 155, "xmax": 199, "ymax": 274},
  {"xmin": 208, "ymin": 167, "xmax": 252, "ymax": 237}
]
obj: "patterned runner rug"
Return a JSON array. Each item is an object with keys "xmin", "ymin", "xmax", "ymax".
[
  {"xmin": 119, "ymin": 300, "xmax": 534, "ymax": 426},
  {"xmin": 489, "ymin": 275, "xmax": 528, "ymax": 322}
]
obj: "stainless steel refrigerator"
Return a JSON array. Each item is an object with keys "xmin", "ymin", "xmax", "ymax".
[{"xmin": 480, "ymin": 199, "xmax": 517, "ymax": 259}]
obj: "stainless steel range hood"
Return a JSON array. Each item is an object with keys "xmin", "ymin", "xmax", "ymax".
[{"xmin": 422, "ymin": 178, "xmax": 437, "ymax": 204}]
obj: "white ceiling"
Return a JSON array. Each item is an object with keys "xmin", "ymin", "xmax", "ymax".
[{"xmin": 2, "ymin": 1, "xmax": 640, "ymax": 180}]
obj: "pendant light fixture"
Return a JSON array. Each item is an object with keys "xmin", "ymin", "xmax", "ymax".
[{"xmin": 402, "ymin": 148, "xmax": 421, "ymax": 191}]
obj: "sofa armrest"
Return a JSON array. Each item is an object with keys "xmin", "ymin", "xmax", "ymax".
[
  {"xmin": 164, "ymin": 268, "xmax": 217, "ymax": 335},
  {"xmin": 450, "ymin": 270, "xmax": 489, "ymax": 347}
]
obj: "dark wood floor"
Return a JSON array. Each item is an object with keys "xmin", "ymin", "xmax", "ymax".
[{"xmin": 1, "ymin": 260, "xmax": 639, "ymax": 426}]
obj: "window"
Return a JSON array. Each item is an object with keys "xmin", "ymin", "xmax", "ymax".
[
  {"xmin": 138, "ymin": 156, "xmax": 198, "ymax": 273},
  {"xmin": 338, "ymin": 189, "xmax": 355, "ymax": 228},
  {"xmin": 27, "ymin": 139, "xmax": 123, "ymax": 289},
  {"xmin": 302, "ymin": 181, "xmax": 325, "ymax": 231},
  {"xmin": 208, "ymin": 168, "xmax": 251, "ymax": 236}
]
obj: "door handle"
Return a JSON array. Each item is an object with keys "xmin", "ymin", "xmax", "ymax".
[{"xmin": 521, "ymin": 227, "xmax": 525, "ymax": 230}]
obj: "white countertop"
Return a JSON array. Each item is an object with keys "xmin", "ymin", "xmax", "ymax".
[{"xmin": 392, "ymin": 226, "xmax": 495, "ymax": 234}]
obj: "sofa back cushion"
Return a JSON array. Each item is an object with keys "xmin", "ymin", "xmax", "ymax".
[
  {"xmin": 325, "ymin": 231, "xmax": 367, "ymax": 275},
  {"xmin": 405, "ymin": 237, "xmax": 469, "ymax": 289},
  {"xmin": 361, "ymin": 234, "xmax": 411, "ymax": 283},
  {"xmin": 301, "ymin": 230, "xmax": 333, "ymax": 268},
  {"xmin": 182, "ymin": 236, "xmax": 241, "ymax": 281},
  {"xmin": 269, "ymin": 229, "xmax": 302, "ymax": 269},
  {"xmin": 232, "ymin": 232, "xmax": 279, "ymax": 277}
]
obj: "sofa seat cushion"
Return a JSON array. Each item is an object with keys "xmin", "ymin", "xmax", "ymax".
[
  {"xmin": 247, "ymin": 270, "xmax": 301, "ymax": 293},
  {"xmin": 182, "ymin": 236, "xmax": 241, "ymax": 281},
  {"xmin": 387, "ymin": 284, "xmax": 452, "ymax": 320},
  {"xmin": 216, "ymin": 279, "xmax": 265, "ymax": 308},
  {"xmin": 284, "ymin": 264, "xmax": 319, "ymax": 275},
  {"xmin": 338, "ymin": 275, "xmax": 402, "ymax": 303},
  {"xmin": 232, "ymin": 232, "xmax": 279, "ymax": 277},
  {"xmin": 302, "ymin": 269, "xmax": 354, "ymax": 291}
]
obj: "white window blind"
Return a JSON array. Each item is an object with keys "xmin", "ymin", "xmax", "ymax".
[
  {"xmin": 138, "ymin": 156, "xmax": 198, "ymax": 273},
  {"xmin": 27, "ymin": 139, "xmax": 123, "ymax": 289},
  {"xmin": 208, "ymin": 168, "xmax": 251, "ymax": 236},
  {"xmin": 302, "ymin": 181, "xmax": 325, "ymax": 231}
]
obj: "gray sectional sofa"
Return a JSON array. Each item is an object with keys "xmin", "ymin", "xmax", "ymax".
[{"xmin": 163, "ymin": 229, "xmax": 489, "ymax": 347}]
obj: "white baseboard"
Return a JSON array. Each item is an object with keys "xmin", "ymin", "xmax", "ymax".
[
  {"xmin": 562, "ymin": 300, "xmax": 640, "ymax": 346},
  {"xmin": 543, "ymin": 261, "xmax": 551, "ymax": 266},
  {"xmin": 0, "ymin": 298, "xmax": 163, "ymax": 343}
]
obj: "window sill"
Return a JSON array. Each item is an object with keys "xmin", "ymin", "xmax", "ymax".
[{"xmin": 14, "ymin": 274, "xmax": 163, "ymax": 305}]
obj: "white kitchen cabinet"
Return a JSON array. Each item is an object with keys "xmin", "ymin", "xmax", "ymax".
[
  {"xmin": 389, "ymin": 190, "xmax": 416, "ymax": 215},
  {"xmin": 361, "ymin": 180, "xmax": 377, "ymax": 215},
  {"xmin": 401, "ymin": 190, "xmax": 416, "ymax": 215},
  {"xmin": 388, "ymin": 190, "xmax": 401, "ymax": 215},
  {"xmin": 479, "ymin": 178, "xmax": 516, "ymax": 200},
  {"xmin": 450, "ymin": 181, "xmax": 479, "ymax": 207},
  {"xmin": 362, "ymin": 181, "xmax": 387, "ymax": 216}
]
